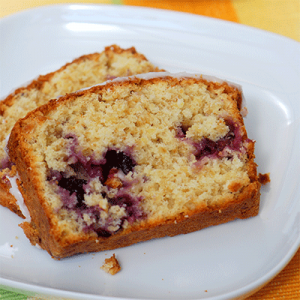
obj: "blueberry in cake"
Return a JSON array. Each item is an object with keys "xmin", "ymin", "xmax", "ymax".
[
  {"xmin": 0, "ymin": 45, "xmax": 163, "ymax": 217},
  {"xmin": 7, "ymin": 73, "xmax": 261, "ymax": 258}
]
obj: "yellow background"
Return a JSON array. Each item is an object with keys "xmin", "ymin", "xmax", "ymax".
[{"xmin": 1, "ymin": 0, "xmax": 299, "ymax": 41}]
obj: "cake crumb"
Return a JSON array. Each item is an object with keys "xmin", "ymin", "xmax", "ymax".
[
  {"xmin": 258, "ymin": 173, "xmax": 270, "ymax": 185},
  {"xmin": 101, "ymin": 254, "xmax": 121, "ymax": 275}
]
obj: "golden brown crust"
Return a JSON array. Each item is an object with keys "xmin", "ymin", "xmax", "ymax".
[
  {"xmin": 8, "ymin": 75, "xmax": 261, "ymax": 259},
  {"xmin": 0, "ymin": 180, "xmax": 23, "ymax": 217},
  {"xmin": 19, "ymin": 221, "xmax": 40, "ymax": 246},
  {"xmin": 0, "ymin": 166, "xmax": 24, "ymax": 217},
  {"xmin": 18, "ymin": 183, "xmax": 260, "ymax": 259},
  {"xmin": 0, "ymin": 45, "xmax": 163, "ymax": 217}
]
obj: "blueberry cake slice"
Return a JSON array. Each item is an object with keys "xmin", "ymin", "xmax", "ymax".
[
  {"xmin": 0, "ymin": 45, "xmax": 163, "ymax": 217},
  {"xmin": 7, "ymin": 73, "xmax": 261, "ymax": 258}
]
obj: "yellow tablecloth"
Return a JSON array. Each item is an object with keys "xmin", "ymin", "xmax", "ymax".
[{"xmin": 0, "ymin": 1, "xmax": 299, "ymax": 299}]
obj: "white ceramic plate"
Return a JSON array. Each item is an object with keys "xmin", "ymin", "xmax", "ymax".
[{"xmin": 0, "ymin": 4, "xmax": 299, "ymax": 300}]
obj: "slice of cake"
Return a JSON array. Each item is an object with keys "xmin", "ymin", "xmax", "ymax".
[
  {"xmin": 7, "ymin": 73, "xmax": 261, "ymax": 259},
  {"xmin": 0, "ymin": 45, "xmax": 163, "ymax": 217}
]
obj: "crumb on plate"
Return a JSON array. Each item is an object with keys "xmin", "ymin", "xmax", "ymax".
[
  {"xmin": 101, "ymin": 253, "xmax": 121, "ymax": 275},
  {"xmin": 258, "ymin": 172, "xmax": 271, "ymax": 185}
]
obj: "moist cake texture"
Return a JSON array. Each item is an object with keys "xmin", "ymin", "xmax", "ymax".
[
  {"xmin": 0, "ymin": 45, "xmax": 163, "ymax": 217},
  {"xmin": 7, "ymin": 73, "xmax": 261, "ymax": 258}
]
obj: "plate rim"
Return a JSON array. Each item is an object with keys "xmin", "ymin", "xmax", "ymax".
[{"xmin": 0, "ymin": 4, "xmax": 299, "ymax": 300}]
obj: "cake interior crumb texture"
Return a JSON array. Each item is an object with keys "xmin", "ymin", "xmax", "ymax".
[
  {"xmin": 0, "ymin": 45, "xmax": 163, "ymax": 217},
  {"xmin": 8, "ymin": 75, "xmax": 260, "ymax": 258}
]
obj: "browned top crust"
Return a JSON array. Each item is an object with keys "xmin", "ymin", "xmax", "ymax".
[{"xmin": 0, "ymin": 45, "xmax": 155, "ymax": 112}]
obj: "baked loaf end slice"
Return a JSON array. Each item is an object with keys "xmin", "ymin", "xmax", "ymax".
[
  {"xmin": 8, "ymin": 73, "xmax": 261, "ymax": 259},
  {"xmin": 0, "ymin": 45, "xmax": 163, "ymax": 217}
]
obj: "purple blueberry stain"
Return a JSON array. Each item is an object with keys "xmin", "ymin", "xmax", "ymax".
[
  {"xmin": 101, "ymin": 149, "xmax": 136, "ymax": 183},
  {"xmin": 57, "ymin": 176, "xmax": 87, "ymax": 208},
  {"xmin": 176, "ymin": 118, "xmax": 244, "ymax": 161},
  {"xmin": 108, "ymin": 192, "xmax": 146, "ymax": 224},
  {"xmin": 0, "ymin": 157, "xmax": 14, "ymax": 171},
  {"xmin": 64, "ymin": 135, "xmax": 104, "ymax": 180},
  {"xmin": 48, "ymin": 137, "xmax": 145, "ymax": 237}
]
